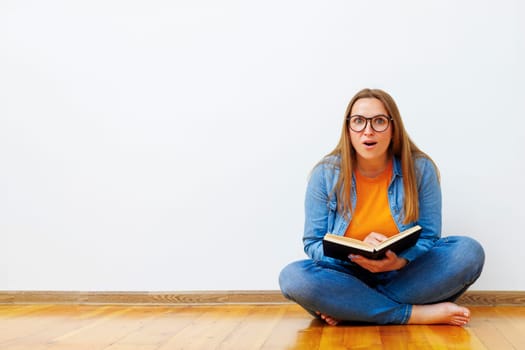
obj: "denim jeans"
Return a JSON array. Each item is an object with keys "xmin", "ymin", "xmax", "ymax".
[{"xmin": 279, "ymin": 236, "xmax": 485, "ymax": 325}]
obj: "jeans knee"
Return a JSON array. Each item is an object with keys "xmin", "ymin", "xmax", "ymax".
[
  {"xmin": 461, "ymin": 236, "xmax": 484, "ymax": 265},
  {"xmin": 278, "ymin": 260, "xmax": 306, "ymax": 300},
  {"xmin": 278, "ymin": 264, "xmax": 292, "ymax": 298},
  {"xmin": 450, "ymin": 236, "xmax": 485, "ymax": 280}
]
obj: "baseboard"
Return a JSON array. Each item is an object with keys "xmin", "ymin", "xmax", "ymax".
[
  {"xmin": 0, "ymin": 290, "xmax": 289, "ymax": 305},
  {"xmin": 0, "ymin": 290, "xmax": 523, "ymax": 306},
  {"xmin": 456, "ymin": 291, "xmax": 525, "ymax": 306}
]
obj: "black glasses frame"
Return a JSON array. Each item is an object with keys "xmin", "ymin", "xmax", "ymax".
[{"xmin": 347, "ymin": 114, "xmax": 392, "ymax": 133}]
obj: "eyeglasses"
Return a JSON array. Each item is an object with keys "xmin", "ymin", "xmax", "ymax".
[{"xmin": 347, "ymin": 114, "xmax": 392, "ymax": 133}]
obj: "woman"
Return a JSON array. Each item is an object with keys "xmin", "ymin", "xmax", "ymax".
[{"xmin": 279, "ymin": 88, "xmax": 485, "ymax": 326}]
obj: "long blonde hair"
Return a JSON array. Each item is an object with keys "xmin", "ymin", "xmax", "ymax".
[{"xmin": 324, "ymin": 88, "xmax": 438, "ymax": 224}]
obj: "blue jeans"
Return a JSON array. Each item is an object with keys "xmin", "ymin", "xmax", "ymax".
[{"xmin": 279, "ymin": 236, "xmax": 485, "ymax": 324}]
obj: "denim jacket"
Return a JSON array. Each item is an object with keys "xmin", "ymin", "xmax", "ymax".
[{"xmin": 303, "ymin": 155, "xmax": 441, "ymax": 265}]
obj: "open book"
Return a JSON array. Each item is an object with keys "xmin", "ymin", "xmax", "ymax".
[{"xmin": 322, "ymin": 225, "xmax": 422, "ymax": 260}]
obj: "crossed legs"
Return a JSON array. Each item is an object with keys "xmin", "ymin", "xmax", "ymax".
[{"xmin": 279, "ymin": 236, "xmax": 484, "ymax": 326}]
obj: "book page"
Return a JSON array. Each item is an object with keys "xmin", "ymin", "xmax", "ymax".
[
  {"xmin": 323, "ymin": 234, "xmax": 375, "ymax": 252},
  {"xmin": 375, "ymin": 226, "xmax": 421, "ymax": 250}
]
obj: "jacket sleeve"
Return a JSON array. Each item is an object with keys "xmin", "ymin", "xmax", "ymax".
[
  {"xmin": 302, "ymin": 162, "xmax": 343, "ymax": 264},
  {"xmin": 398, "ymin": 157, "xmax": 442, "ymax": 262}
]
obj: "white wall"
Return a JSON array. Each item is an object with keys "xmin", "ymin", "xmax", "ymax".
[{"xmin": 1, "ymin": 0, "xmax": 524, "ymax": 291}]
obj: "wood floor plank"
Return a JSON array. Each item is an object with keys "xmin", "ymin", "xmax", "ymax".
[
  {"xmin": 0, "ymin": 304, "xmax": 53, "ymax": 319},
  {"xmin": 468, "ymin": 306, "xmax": 516, "ymax": 350},
  {"xmin": 493, "ymin": 307, "xmax": 525, "ymax": 349},
  {"xmin": 0, "ymin": 305, "xmax": 120, "ymax": 350},
  {"xmin": 0, "ymin": 304, "xmax": 524, "ymax": 349},
  {"xmin": 150, "ymin": 305, "xmax": 255, "ymax": 350},
  {"xmin": 43, "ymin": 306, "xmax": 162, "ymax": 350},
  {"xmin": 259, "ymin": 305, "xmax": 322, "ymax": 350},
  {"xmin": 421, "ymin": 325, "xmax": 487, "ymax": 350},
  {"xmin": 318, "ymin": 324, "xmax": 381, "ymax": 349},
  {"xmin": 0, "ymin": 305, "xmax": 70, "ymax": 344},
  {"xmin": 215, "ymin": 305, "xmax": 285, "ymax": 350},
  {"xmin": 379, "ymin": 325, "xmax": 432, "ymax": 349},
  {"xmin": 98, "ymin": 306, "xmax": 194, "ymax": 350}
]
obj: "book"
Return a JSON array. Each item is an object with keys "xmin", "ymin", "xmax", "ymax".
[{"xmin": 322, "ymin": 225, "xmax": 422, "ymax": 261}]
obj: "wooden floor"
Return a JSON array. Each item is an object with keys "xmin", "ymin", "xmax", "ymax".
[{"xmin": 1, "ymin": 304, "xmax": 524, "ymax": 349}]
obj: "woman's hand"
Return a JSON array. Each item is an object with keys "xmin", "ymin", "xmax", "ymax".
[
  {"xmin": 363, "ymin": 232, "xmax": 389, "ymax": 246},
  {"xmin": 350, "ymin": 250, "xmax": 408, "ymax": 273},
  {"xmin": 349, "ymin": 232, "xmax": 408, "ymax": 272}
]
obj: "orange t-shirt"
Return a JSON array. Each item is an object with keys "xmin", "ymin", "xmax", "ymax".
[{"xmin": 344, "ymin": 161, "xmax": 399, "ymax": 241}]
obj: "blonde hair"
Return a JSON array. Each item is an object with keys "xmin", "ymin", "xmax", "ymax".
[{"xmin": 323, "ymin": 88, "xmax": 438, "ymax": 224}]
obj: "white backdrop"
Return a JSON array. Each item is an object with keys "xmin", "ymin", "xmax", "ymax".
[{"xmin": 1, "ymin": 0, "xmax": 524, "ymax": 291}]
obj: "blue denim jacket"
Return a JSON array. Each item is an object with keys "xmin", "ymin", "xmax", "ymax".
[{"xmin": 303, "ymin": 155, "xmax": 441, "ymax": 265}]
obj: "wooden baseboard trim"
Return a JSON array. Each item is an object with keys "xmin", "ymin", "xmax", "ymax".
[
  {"xmin": 0, "ymin": 290, "xmax": 523, "ymax": 306},
  {"xmin": 0, "ymin": 290, "xmax": 289, "ymax": 305},
  {"xmin": 456, "ymin": 291, "xmax": 525, "ymax": 306}
]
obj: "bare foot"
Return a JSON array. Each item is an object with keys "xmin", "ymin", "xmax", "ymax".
[
  {"xmin": 315, "ymin": 311, "xmax": 339, "ymax": 326},
  {"xmin": 408, "ymin": 302, "xmax": 471, "ymax": 326}
]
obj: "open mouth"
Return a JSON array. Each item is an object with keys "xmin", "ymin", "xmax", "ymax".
[{"xmin": 363, "ymin": 141, "xmax": 377, "ymax": 147}]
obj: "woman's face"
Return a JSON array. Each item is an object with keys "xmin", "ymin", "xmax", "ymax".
[{"xmin": 349, "ymin": 98, "xmax": 393, "ymax": 164}]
